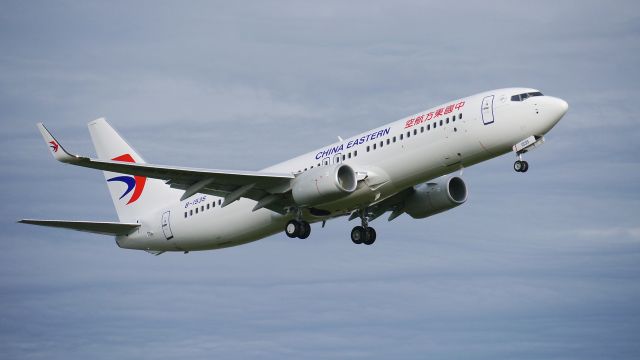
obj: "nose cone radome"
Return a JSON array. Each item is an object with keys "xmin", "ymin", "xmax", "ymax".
[
  {"xmin": 548, "ymin": 96, "xmax": 569, "ymax": 123},
  {"xmin": 536, "ymin": 96, "xmax": 568, "ymax": 134}
]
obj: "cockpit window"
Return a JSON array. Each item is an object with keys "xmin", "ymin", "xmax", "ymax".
[{"xmin": 511, "ymin": 91, "xmax": 543, "ymax": 101}]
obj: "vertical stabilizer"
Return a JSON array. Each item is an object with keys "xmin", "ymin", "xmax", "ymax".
[{"xmin": 88, "ymin": 118, "xmax": 180, "ymax": 222}]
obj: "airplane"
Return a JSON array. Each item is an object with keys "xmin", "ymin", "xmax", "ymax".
[{"xmin": 20, "ymin": 88, "xmax": 568, "ymax": 254}]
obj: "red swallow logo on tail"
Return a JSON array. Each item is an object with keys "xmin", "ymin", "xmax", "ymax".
[{"xmin": 106, "ymin": 154, "xmax": 147, "ymax": 205}]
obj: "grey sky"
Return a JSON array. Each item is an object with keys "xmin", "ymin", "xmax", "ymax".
[{"xmin": 1, "ymin": 1, "xmax": 639, "ymax": 359}]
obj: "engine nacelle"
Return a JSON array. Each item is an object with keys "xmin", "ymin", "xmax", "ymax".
[
  {"xmin": 291, "ymin": 164, "xmax": 357, "ymax": 206},
  {"xmin": 404, "ymin": 176, "xmax": 468, "ymax": 219}
]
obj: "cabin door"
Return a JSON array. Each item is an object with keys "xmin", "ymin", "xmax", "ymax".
[
  {"xmin": 481, "ymin": 95, "xmax": 495, "ymax": 125},
  {"xmin": 161, "ymin": 211, "xmax": 174, "ymax": 240}
]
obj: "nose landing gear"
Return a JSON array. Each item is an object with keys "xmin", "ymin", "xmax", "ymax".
[
  {"xmin": 512, "ymin": 135, "xmax": 544, "ymax": 173},
  {"xmin": 514, "ymin": 158, "xmax": 529, "ymax": 173}
]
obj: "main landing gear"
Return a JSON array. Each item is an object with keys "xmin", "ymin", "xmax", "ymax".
[
  {"xmin": 285, "ymin": 219, "xmax": 311, "ymax": 239},
  {"xmin": 283, "ymin": 208, "xmax": 378, "ymax": 245},
  {"xmin": 351, "ymin": 209, "xmax": 376, "ymax": 245}
]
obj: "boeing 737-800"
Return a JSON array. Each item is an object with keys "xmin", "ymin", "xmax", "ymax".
[{"xmin": 20, "ymin": 88, "xmax": 568, "ymax": 254}]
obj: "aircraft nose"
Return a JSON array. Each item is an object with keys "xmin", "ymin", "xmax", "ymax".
[
  {"xmin": 537, "ymin": 96, "xmax": 568, "ymax": 132},
  {"xmin": 548, "ymin": 96, "xmax": 569, "ymax": 121}
]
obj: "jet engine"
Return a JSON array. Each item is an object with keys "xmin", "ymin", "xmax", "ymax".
[
  {"xmin": 404, "ymin": 176, "xmax": 468, "ymax": 219},
  {"xmin": 291, "ymin": 164, "xmax": 357, "ymax": 206}
]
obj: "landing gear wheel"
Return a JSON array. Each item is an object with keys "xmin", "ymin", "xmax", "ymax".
[
  {"xmin": 285, "ymin": 220, "xmax": 301, "ymax": 238},
  {"xmin": 351, "ymin": 226, "xmax": 365, "ymax": 244},
  {"xmin": 521, "ymin": 161, "xmax": 529, "ymax": 173},
  {"xmin": 363, "ymin": 227, "xmax": 377, "ymax": 245},
  {"xmin": 514, "ymin": 160, "xmax": 524, "ymax": 172},
  {"xmin": 298, "ymin": 221, "xmax": 311, "ymax": 239}
]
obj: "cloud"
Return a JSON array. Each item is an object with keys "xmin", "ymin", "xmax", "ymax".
[{"xmin": 571, "ymin": 227, "xmax": 640, "ymax": 241}]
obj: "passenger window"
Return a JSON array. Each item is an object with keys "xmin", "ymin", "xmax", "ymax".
[
  {"xmin": 195, "ymin": 208, "xmax": 198, "ymax": 214},
  {"xmin": 420, "ymin": 126, "xmax": 424, "ymax": 133},
  {"xmin": 413, "ymin": 129, "xmax": 417, "ymax": 135},
  {"xmin": 367, "ymin": 145, "xmax": 370, "ymax": 152},
  {"xmin": 439, "ymin": 120, "xmax": 443, "ymax": 126},
  {"xmin": 354, "ymin": 150, "xmax": 357, "ymax": 156},
  {"xmin": 393, "ymin": 136, "xmax": 396, "ymax": 142},
  {"xmin": 207, "ymin": 204, "xmax": 210, "ymax": 210},
  {"xmin": 427, "ymin": 124, "xmax": 431, "ymax": 130},
  {"xmin": 218, "ymin": 199, "xmax": 222, "ymax": 206},
  {"xmin": 212, "ymin": 201, "xmax": 215, "ymax": 208},
  {"xmin": 459, "ymin": 113, "xmax": 462, "ymax": 119},
  {"xmin": 380, "ymin": 141, "xmax": 383, "ymax": 147},
  {"xmin": 406, "ymin": 131, "xmax": 410, "ymax": 138},
  {"xmin": 342, "ymin": 155, "xmax": 345, "ymax": 161},
  {"xmin": 373, "ymin": 143, "xmax": 377, "ymax": 150},
  {"xmin": 433, "ymin": 122, "xmax": 436, "ymax": 129},
  {"xmin": 201, "ymin": 206, "xmax": 204, "ymax": 212},
  {"xmin": 190, "ymin": 210, "xmax": 193, "ymax": 216},
  {"xmin": 348, "ymin": 152, "xmax": 352, "ymax": 158},
  {"xmin": 446, "ymin": 118, "xmax": 449, "ymax": 124},
  {"xmin": 387, "ymin": 139, "xmax": 390, "ymax": 145},
  {"xmin": 400, "ymin": 134, "xmax": 403, "ymax": 140},
  {"xmin": 184, "ymin": 212, "xmax": 187, "ymax": 218}
]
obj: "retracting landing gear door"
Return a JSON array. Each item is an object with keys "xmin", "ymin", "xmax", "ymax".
[
  {"xmin": 481, "ymin": 95, "xmax": 495, "ymax": 125},
  {"xmin": 161, "ymin": 211, "xmax": 174, "ymax": 240}
]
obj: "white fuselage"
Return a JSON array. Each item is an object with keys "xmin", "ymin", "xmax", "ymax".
[{"xmin": 115, "ymin": 88, "xmax": 568, "ymax": 252}]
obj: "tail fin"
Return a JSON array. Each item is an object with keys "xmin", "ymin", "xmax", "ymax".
[{"xmin": 88, "ymin": 118, "xmax": 180, "ymax": 222}]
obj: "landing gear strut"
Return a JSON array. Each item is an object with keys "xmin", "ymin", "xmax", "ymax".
[
  {"xmin": 351, "ymin": 209, "xmax": 376, "ymax": 245},
  {"xmin": 512, "ymin": 135, "xmax": 545, "ymax": 173},
  {"xmin": 285, "ymin": 219, "xmax": 311, "ymax": 239}
]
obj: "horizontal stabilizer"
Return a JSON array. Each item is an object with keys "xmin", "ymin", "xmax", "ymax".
[{"xmin": 19, "ymin": 219, "xmax": 140, "ymax": 236}]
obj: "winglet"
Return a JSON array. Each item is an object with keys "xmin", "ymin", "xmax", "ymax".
[{"xmin": 36, "ymin": 123, "xmax": 78, "ymax": 163}]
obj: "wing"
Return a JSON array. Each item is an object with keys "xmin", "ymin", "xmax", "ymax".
[
  {"xmin": 19, "ymin": 219, "xmax": 140, "ymax": 236},
  {"xmin": 37, "ymin": 123, "xmax": 295, "ymax": 213},
  {"xmin": 348, "ymin": 187, "xmax": 414, "ymax": 223}
]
